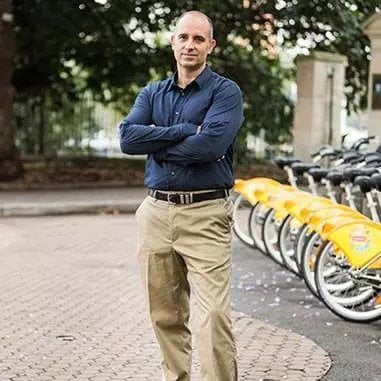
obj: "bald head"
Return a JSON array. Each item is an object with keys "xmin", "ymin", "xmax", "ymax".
[
  {"xmin": 171, "ymin": 10, "xmax": 216, "ymax": 73},
  {"xmin": 175, "ymin": 11, "xmax": 214, "ymax": 40}
]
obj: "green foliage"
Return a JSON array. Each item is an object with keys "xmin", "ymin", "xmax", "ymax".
[
  {"xmin": 12, "ymin": 0, "xmax": 379, "ymax": 156},
  {"xmin": 268, "ymin": 0, "xmax": 380, "ymax": 113}
]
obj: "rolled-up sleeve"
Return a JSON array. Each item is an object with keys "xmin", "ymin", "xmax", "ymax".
[
  {"xmin": 119, "ymin": 85, "xmax": 198, "ymax": 155},
  {"xmin": 153, "ymin": 81, "xmax": 244, "ymax": 165}
]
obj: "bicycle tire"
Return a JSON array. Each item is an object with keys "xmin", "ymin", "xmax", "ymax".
[
  {"xmin": 262, "ymin": 208, "xmax": 286, "ymax": 267},
  {"xmin": 232, "ymin": 194, "xmax": 255, "ymax": 248},
  {"xmin": 315, "ymin": 241, "xmax": 381, "ymax": 323},
  {"xmin": 278, "ymin": 214, "xmax": 301, "ymax": 276}
]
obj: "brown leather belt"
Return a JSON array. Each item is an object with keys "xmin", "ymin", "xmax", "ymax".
[{"xmin": 148, "ymin": 189, "xmax": 229, "ymax": 204}]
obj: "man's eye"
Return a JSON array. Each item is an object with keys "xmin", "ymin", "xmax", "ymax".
[{"xmin": 179, "ymin": 36, "xmax": 187, "ymax": 40}]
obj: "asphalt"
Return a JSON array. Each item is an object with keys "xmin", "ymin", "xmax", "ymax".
[{"xmin": 232, "ymin": 241, "xmax": 381, "ymax": 381}]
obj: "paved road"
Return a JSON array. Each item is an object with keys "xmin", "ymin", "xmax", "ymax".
[
  {"xmin": 0, "ymin": 214, "xmax": 330, "ymax": 381},
  {"xmin": 1, "ymin": 212, "xmax": 380, "ymax": 380},
  {"xmin": 0, "ymin": 189, "xmax": 379, "ymax": 380},
  {"xmin": 231, "ymin": 241, "xmax": 381, "ymax": 381}
]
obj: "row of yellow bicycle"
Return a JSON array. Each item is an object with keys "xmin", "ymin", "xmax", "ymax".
[{"xmin": 233, "ymin": 176, "xmax": 381, "ymax": 323}]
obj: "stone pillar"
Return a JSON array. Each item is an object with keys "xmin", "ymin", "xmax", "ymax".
[
  {"xmin": 363, "ymin": 13, "xmax": 381, "ymax": 141},
  {"xmin": 293, "ymin": 51, "xmax": 347, "ymax": 162}
]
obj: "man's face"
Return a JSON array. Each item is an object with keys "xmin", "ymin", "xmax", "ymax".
[{"xmin": 171, "ymin": 15, "xmax": 216, "ymax": 71}]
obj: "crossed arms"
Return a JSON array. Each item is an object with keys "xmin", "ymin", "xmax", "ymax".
[{"xmin": 119, "ymin": 81, "xmax": 244, "ymax": 165}]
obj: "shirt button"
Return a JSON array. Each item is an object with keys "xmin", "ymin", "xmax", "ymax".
[
  {"xmin": 171, "ymin": 171, "xmax": 175, "ymax": 175},
  {"xmin": 175, "ymin": 111, "xmax": 179, "ymax": 115}
]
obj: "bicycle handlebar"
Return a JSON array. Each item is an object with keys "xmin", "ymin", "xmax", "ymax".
[{"xmin": 352, "ymin": 136, "xmax": 376, "ymax": 151}]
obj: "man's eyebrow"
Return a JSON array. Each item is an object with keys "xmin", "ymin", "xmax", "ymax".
[{"xmin": 177, "ymin": 32, "xmax": 206, "ymax": 39}]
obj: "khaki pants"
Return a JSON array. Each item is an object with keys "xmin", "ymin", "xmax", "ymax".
[{"xmin": 135, "ymin": 195, "xmax": 238, "ymax": 381}]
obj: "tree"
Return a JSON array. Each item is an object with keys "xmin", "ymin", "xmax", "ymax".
[
  {"xmin": 10, "ymin": 0, "xmax": 295, "ymax": 158},
  {"xmin": 0, "ymin": 0, "xmax": 22, "ymax": 179},
  {"xmin": 267, "ymin": 0, "xmax": 381, "ymax": 112},
  {"xmin": 3, "ymin": 0, "xmax": 379, "ymax": 177}
]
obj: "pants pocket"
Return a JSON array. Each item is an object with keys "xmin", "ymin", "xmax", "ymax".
[{"xmin": 135, "ymin": 197, "xmax": 147, "ymax": 221}]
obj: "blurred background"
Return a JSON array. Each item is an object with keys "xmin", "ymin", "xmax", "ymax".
[{"xmin": 0, "ymin": 0, "xmax": 380, "ymax": 186}]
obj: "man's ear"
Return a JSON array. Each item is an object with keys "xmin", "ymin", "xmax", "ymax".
[
  {"xmin": 170, "ymin": 34, "xmax": 175, "ymax": 50},
  {"xmin": 208, "ymin": 39, "xmax": 216, "ymax": 54}
]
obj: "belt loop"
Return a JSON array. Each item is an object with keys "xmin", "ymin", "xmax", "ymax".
[{"xmin": 224, "ymin": 189, "xmax": 229, "ymax": 198}]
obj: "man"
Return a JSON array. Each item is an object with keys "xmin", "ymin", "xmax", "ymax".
[{"xmin": 119, "ymin": 10, "xmax": 243, "ymax": 381}]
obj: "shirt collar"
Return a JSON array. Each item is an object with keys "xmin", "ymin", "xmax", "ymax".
[{"xmin": 167, "ymin": 65, "xmax": 213, "ymax": 92}]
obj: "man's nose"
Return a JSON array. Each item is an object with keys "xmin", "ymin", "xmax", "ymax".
[{"xmin": 184, "ymin": 39, "xmax": 195, "ymax": 49}]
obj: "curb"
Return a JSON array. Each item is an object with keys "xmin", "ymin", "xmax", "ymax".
[
  {"xmin": 0, "ymin": 199, "xmax": 142, "ymax": 217},
  {"xmin": 0, "ymin": 182, "xmax": 143, "ymax": 191}
]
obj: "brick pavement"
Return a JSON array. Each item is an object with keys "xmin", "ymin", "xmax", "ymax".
[{"xmin": 0, "ymin": 215, "xmax": 331, "ymax": 380}]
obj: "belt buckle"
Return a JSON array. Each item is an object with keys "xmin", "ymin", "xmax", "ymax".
[
  {"xmin": 166, "ymin": 192, "xmax": 194, "ymax": 204},
  {"xmin": 167, "ymin": 193, "xmax": 177, "ymax": 204}
]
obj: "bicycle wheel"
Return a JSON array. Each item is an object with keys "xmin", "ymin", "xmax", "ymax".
[
  {"xmin": 315, "ymin": 241, "xmax": 381, "ymax": 323},
  {"xmin": 262, "ymin": 208, "xmax": 286, "ymax": 267},
  {"xmin": 300, "ymin": 231, "xmax": 322, "ymax": 298},
  {"xmin": 294, "ymin": 224, "xmax": 309, "ymax": 273},
  {"xmin": 248, "ymin": 202, "xmax": 268, "ymax": 254},
  {"xmin": 278, "ymin": 215, "xmax": 301, "ymax": 276},
  {"xmin": 232, "ymin": 194, "xmax": 255, "ymax": 247}
]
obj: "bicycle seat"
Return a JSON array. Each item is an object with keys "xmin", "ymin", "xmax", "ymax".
[
  {"xmin": 349, "ymin": 156, "xmax": 367, "ymax": 165},
  {"xmin": 371, "ymin": 173, "xmax": 381, "ymax": 191},
  {"xmin": 341, "ymin": 152, "xmax": 362, "ymax": 164},
  {"xmin": 273, "ymin": 157, "xmax": 301, "ymax": 170},
  {"xmin": 326, "ymin": 171, "xmax": 345, "ymax": 186},
  {"xmin": 365, "ymin": 153, "xmax": 381, "ymax": 164},
  {"xmin": 343, "ymin": 168, "xmax": 365, "ymax": 183},
  {"xmin": 320, "ymin": 147, "xmax": 342, "ymax": 158},
  {"xmin": 311, "ymin": 146, "xmax": 342, "ymax": 159},
  {"xmin": 291, "ymin": 162, "xmax": 320, "ymax": 176},
  {"xmin": 359, "ymin": 167, "xmax": 379, "ymax": 177},
  {"xmin": 366, "ymin": 160, "xmax": 381, "ymax": 168},
  {"xmin": 308, "ymin": 168, "xmax": 329, "ymax": 182},
  {"xmin": 354, "ymin": 176, "xmax": 373, "ymax": 193}
]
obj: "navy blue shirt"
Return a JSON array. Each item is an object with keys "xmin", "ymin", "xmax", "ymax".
[{"xmin": 119, "ymin": 66, "xmax": 244, "ymax": 191}]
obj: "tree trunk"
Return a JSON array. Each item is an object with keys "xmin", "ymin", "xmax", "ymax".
[
  {"xmin": 0, "ymin": 0, "xmax": 23, "ymax": 180},
  {"xmin": 38, "ymin": 96, "xmax": 45, "ymax": 156}
]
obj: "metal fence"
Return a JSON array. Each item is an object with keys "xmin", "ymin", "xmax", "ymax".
[{"xmin": 14, "ymin": 95, "xmax": 124, "ymax": 158}]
